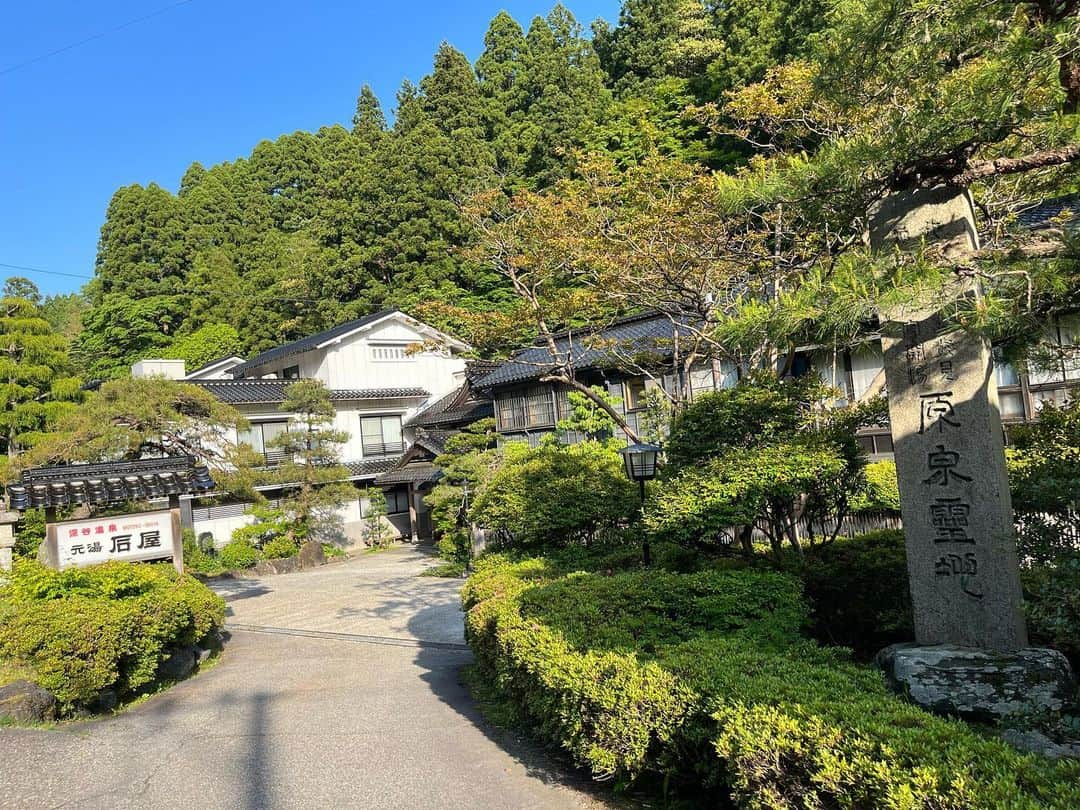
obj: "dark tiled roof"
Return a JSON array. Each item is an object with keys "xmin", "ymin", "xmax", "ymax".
[
  {"xmin": 474, "ymin": 312, "xmax": 678, "ymax": 388},
  {"xmin": 415, "ymin": 429, "xmax": 455, "ymax": 457},
  {"xmin": 192, "ymin": 380, "xmax": 427, "ymax": 405},
  {"xmin": 345, "ymin": 458, "xmax": 401, "ymax": 479},
  {"xmin": 1014, "ymin": 194, "xmax": 1080, "ymax": 230},
  {"xmin": 232, "ymin": 310, "xmax": 397, "ymax": 375},
  {"xmin": 411, "ymin": 385, "xmax": 493, "ymax": 427},
  {"xmin": 10, "ymin": 456, "xmax": 215, "ymax": 510},
  {"xmin": 374, "ymin": 462, "xmax": 441, "ymax": 486}
]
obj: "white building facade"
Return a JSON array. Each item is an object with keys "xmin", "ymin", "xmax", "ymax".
[{"xmin": 134, "ymin": 310, "xmax": 470, "ymax": 547}]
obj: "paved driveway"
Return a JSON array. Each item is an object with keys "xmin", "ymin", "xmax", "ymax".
[{"xmin": 0, "ymin": 547, "xmax": 608, "ymax": 809}]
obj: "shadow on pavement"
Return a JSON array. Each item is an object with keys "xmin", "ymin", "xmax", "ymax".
[{"xmin": 407, "ymin": 604, "xmax": 622, "ymax": 807}]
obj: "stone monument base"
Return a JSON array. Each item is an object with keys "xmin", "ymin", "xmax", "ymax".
[{"xmin": 876, "ymin": 643, "xmax": 1075, "ymax": 722}]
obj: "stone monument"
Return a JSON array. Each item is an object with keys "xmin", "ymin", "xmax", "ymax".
[{"xmin": 872, "ymin": 185, "xmax": 1074, "ymax": 719}]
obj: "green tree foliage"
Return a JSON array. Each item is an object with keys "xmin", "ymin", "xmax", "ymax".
[
  {"xmin": 0, "ymin": 279, "xmax": 83, "ymax": 460},
  {"xmin": 426, "ymin": 419, "xmax": 499, "ymax": 567},
  {"xmin": 648, "ymin": 376, "xmax": 877, "ymax": 555},
  {"xmin": 469, "ymin": 439, "xmax": 639, "ymax": 548},
  {"xmin": 268, "ymin": 380, "xmax": 355, "ymax": 542},
  {"xmin": 20, "ymin": 377, "xmax": 247, "ymax": 472},
  {"xmin": 161, "ymin": 323, "xmax": 242, "ymax": 371}
]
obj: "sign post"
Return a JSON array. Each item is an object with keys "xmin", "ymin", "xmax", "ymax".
[{"xmin": 40, "ymin": 507, "xmax": 183, "ymax": 573}]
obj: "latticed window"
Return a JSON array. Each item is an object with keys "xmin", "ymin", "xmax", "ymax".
[{"xmin": 496, "ymin": 386, "xmax": 558, "ymax": 431}]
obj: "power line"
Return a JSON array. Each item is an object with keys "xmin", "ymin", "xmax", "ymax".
[
  {"xmin": 0, "ymin": 0, "xmax": 199, "ymax": 77},
  {"xmin": 0, "ymin": 261, "xmax": 93, "ymax": 280},
  {"xmin": 0, "ymin": 259, "xmax": 331, "ymax": 306}
]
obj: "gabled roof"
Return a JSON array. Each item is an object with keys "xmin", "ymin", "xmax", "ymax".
[
  {"xmin": 1014, "ymin": 193, "xmax": 1080, "ymax": 231},
  {"xmin": 231, "ymin": 310, "xmax": 470, "ymax": 377},
  {"xmin": 191, "ymin": 379, "xmax": 427, "ymax": 405},
  {"xmin": 184, "ymin": 355, "xmax": 246, "ymax": 380},
  {"xmin": 474, "ymin": 312, "xmax": 678, "ymax": 389}
]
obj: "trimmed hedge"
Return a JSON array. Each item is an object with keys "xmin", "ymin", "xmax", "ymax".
[
  {"xmin": 463, "ymin": 553, "xmax": 1080, "ymax": 806},
  {"xmin": 0, "ymin": 560, "xmax": 225, "ymax": 710}
]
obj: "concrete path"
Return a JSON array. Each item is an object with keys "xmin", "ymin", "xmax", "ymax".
[{"xmin": 0, "ymin": 547, "xmax": 609, "ymax": 809}]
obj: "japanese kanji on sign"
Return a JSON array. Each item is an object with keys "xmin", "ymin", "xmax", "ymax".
[{"xmin": 47, "ymin": 509, "xmax": 182, "ymax": 571}]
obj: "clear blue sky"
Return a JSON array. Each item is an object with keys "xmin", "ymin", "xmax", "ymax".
[{"xmin": 0, "ymin": 0, "xmax": 620, "ymax": 297}]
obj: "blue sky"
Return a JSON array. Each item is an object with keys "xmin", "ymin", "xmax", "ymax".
[{"xmin": 0, "ymin": 1, "xmax": 620, "ymax": 297}]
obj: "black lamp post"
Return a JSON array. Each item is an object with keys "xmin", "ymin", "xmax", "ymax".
[{"xmin": 619, "ymin": 442, "xmax": 661, "ymax": 565}]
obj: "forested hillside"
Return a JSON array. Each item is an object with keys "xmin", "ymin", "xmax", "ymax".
[
  {"xmin": 61, "ymin": 0, "xmax": 1079, "ymax": 381},
  {"xmin": 71, "ymin": 1, "xmax": 825, "ymax": 378}
]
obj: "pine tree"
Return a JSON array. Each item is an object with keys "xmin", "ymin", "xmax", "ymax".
[
  {"xmin": 0, "ymin": 279, "xmax": 82, "ymax": 459},
  {"xmin": 270, "ymin": 380, "xmax": 356, "ymax": 541},
  {"xmin": 352, "ymin": 84, "xmax": 387, "ymax": 142}
]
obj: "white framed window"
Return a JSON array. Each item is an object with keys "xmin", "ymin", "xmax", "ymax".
[{"xmin": 360, "ymin": 415, "xmax": 404, "ymax": 456}]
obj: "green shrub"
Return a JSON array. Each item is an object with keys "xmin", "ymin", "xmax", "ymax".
[
  {"xmin": 1024, "ymin": 552, "xmax": 1080, "ymax": 669},
  {"xmin": 470, "ymin": 439, "xmax": 638, "ymax": 548},
  {"xmin": 321, "ymin": 542, "xmax": 346, "ymax": 559},
  {"xmin": 463, "ymin": 551, "xmax": 1080, "ymax": 806},
  {"xmin": 262, "ymin": 536, "xmax": 300, "ymax": 559},
  {"xmin": 787, "ymin": 529, "xmax": 913, "ymax": 656},
  {"xmin": 219, "ymin": 539, "xmax": 260, "ymax": 570},
  {"xmin": 13, "ymin": 508, "xmax": 46, "ymax": 558},
  {"xmin": 850, "ymin": 459, "xmax": 900, "ymax": 513},
  {"xmin": 182, "ymin": 529, "xmax": 226, "ymax": 576},
  {"xmin": 0, "ymin": 560, "xmax": 225, "ymax": 710}
]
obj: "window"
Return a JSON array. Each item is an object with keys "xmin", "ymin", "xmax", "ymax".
[
  {"xmin": 237, "ymin": 421, "xmax": 289, "ymax": 464},
  {"xmin": 363, "ymin": 488, "xmax": 410, "ymax": 516},
  {"xmin": 282, "ymin": 365, "xmax": 300, "ymax": 379},
  {"xmin": 370, "ymin": 344, "xmax": 413, "ymax": 362},
  {"xmin": 495, "ymin": 386, "xmax": 557, "ymax": 431},
  {"xmin": 624, "ymin": 378, "xmax": 647, "ymax": 411},
  {"xmin": 360, "ymin": 415, "xmax": 404, "ymax": 456}
]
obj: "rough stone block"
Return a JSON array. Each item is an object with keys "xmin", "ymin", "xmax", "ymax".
[
  {"xmin": 0, "ymin": 680, "xmax": 57, "ymax": 724},
  {"xmin": 877, "ymin": 643, "xmax": 1075, "ymax": 721},
  {"xmin": 158, "ymin": 646, "xmax": 198, "ymax": 681},
  {"xmin": 254, "ymin": 556, "xmax": 299, "ymax": 576},
  {"xmin": 297, "ymin": 540, "xmax": 326, "ymax": 570}
]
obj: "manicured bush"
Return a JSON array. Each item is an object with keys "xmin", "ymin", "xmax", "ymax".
[
  {"xmin": 463, "ymin": 552, "xmax": 1080, "ymax": 806},
  {"xmin": 787, "ymin": 529, "xmax": 913, "ymax": 656},
  {"xmin": 262, "ymin": 536, "xmax": 300, "ymax": 559},
  {"xmin": 0, "ymin": 560, "xmax": 225, "ymax": 711},
  {"xmin": 219, "ymin": 539, "xmax": 260, "ymax": 570},
  {"xmin": 1024, "ymin": 552, "xmax": 1080, "ymax": 669},
  {"xmin": 470, "ymin": 439, "xmax": 638, "ymax": 548}
]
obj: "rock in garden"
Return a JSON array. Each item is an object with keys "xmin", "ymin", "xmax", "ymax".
[
  {"xmin": 297, "ymin": 540, "xmax": 326, "ymax": 569},
  {"xmin": 877, "ymin": 644, "xmax": 1075, "ymax": 721},
  {"xmin": 254, "ymin": 556, "xmax": 299, "ymax": 576},
  {"xmin": 1000, "ymin": 729, "xmax": 1080, "ymax": 760},
  {"xmin": 158, "ymin": 646, "xmax": 198, "ymax": 681},
  {"xmin": 0, "ymin": 680, "xmax": 57, "ymax": 724}
]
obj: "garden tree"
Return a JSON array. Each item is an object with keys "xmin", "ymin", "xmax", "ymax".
[
  {"xmin": 161, "ymin": 323, "xmax": 242, "ymax": 370},
  {"xmin": 424, "ymin": 419, "xmax": 499, "ymax": 567},
  {"xmin": 18, "ymin": 377, "xmax": 247, "ymax": 472},
  {"xmin": 0, "ymin": 280, "xmax": 83, "ymax": 460},
  {"xmin": 462, "ymin": 150, "xmax": 782, "ymax": 439},
  {"xmin": 360, "ymin": 487, "xmax": 393, "ymax": 548},
  {"xmin": 469, "ymin": 438, "xmax": 639, "ymax": 549},
  {"xmin": 705, "ymin": 0, "xmax": 1080, "ymax": 366},
  {"xmin": 646, "ymin": 375, "xmax": 881, "ymax": 557},
  {"xmin": 267, "ymin": 380, "xmax": 355, "ymax": 542}
]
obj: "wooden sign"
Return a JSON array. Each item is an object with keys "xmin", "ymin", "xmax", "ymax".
[{"xmin": 41, "ymin": 508, "xmax": 183, "ymax": 573}]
